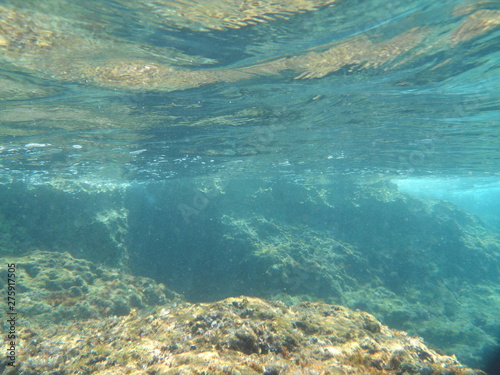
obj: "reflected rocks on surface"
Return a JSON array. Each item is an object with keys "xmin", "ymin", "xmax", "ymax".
[{"xmin": 1, "ymin": 1, "xmax": 499, "ymax": 92}]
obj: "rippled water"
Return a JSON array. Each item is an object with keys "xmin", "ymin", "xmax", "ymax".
[{"xmin": 0, "ymin": 0, "xmax": 499, "ymax": 183}]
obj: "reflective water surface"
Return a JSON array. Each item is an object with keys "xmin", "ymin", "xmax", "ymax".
[{"xmin": 1, "ymin": 0, "xmax": 498, "ymax": 182}]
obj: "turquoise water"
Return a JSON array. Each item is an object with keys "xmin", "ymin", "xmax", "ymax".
[
  {"xmin": 1, "ymin": 0, "xmax": 498, "ymax": 181},
  {"xmin": 1, "ymin": 0, "xmax": 500, "ymax": 371}
]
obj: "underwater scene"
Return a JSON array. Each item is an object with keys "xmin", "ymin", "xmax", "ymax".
[{"xmin": 1, "ymin": 0, "xmax": 500, "ymax": 374}]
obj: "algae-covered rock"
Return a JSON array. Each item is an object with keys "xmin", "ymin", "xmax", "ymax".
[
  {"xmin": 0, "ymin": 250, "xmax": 182, "ymax": 324},
  {"xmin": 126, "ymin": 177, "xmax": 500, "ymax": 368},
  {"xmin": 1, "ymin": 177, "xmax": 499, "ymax": 368},
  {"xmin": 0, "ymin": 182, "xmax": 128, "ymax": 266},
  {"xmin": 3, "ymin": 296, "xmax": 485, "ymax": 375}
]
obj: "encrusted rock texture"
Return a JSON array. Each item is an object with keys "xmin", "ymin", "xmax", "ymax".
[
  {"xmin": 127, "ymin": 178, "xmax": 500, "ymax": 367},
  {"xmin": 4, "ymin": 296, "xmax": 485, "ymax": 375},
  {"xmin": 0, "ymin": 251, "xmax": 182, "ymax": 324},
  {"xmin": 3, "ymin": 179, "xmax": 500, "ymax": 367}
]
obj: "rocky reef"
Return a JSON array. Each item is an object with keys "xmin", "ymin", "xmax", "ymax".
[
  {"xmin": 0, "ymin": 182, "xmax": 128, "ymax": 265},
  {"xmin": 0, "ymin": 251, "xmax": 181, "ymax": 325},
  {"xmin": 1, "ymin": 177, "xmax": 499, "ymax": 369},
  {"xmin": 126, "ymin": 177, "xmax": 500, "ymax": 368},
  {"xmin": 1, "ymin": 294, "xmax": 485, "ymax": 375}
]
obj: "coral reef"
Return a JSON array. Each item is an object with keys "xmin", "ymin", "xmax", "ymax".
[{"xmin": 1, "ymin": 296, "xmax": 484, "ymax": 375}]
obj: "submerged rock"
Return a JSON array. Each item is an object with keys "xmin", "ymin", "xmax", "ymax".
[
  {"xmin": 0, "ymin": 251, "xmax": 182, "ymax": 324},
  {"xmin": 127, "ymin": 178, "xmax": 500, "ymax": 368},
  {"xmin": 4, "ymin": 296, "xmax": 484, "ymax": 374},
  {"xmin": 2, "ymin": 177, "xmax": 499, "ymax": 368}
]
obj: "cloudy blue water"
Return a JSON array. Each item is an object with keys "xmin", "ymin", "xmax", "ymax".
[{"xmin": 395, "ymin": 177, "xmax": 500, "ymax": 230}]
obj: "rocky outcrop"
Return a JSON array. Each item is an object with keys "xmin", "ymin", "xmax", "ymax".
[
  {"xmin": 1, "ymin": 177, "xmax": 499, "ymax": 368},
  {"xmin": 2, "ymin": 296, "xmax": 484, "ymax": 375},
  {"xmin": 0, "ymin": 251, "xmax": 181, "ymax": 324}
]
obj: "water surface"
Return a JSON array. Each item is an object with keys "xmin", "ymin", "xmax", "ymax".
[{"xmin": 1, "ymin": 0, "xmax": 498, "ymax": 182}]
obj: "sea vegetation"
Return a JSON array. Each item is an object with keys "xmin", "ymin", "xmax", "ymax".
[
  {"xmin": 1, "ymin": 292, "xmax": 485, "ymax": 375},
  {"xmin": 1, "ymin": 177, "xmax": 499, "ymax": 368},
  {"xmin": 0, "ymin": 251, "xmax": 181, "ymax": 325},
  {"xmin": 0, "ymin": 182, "xmax": 129, "ymax": 265},
  {"xmin": 126, "ymin": 177, "xmax": 500, "ymax": 367}
]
